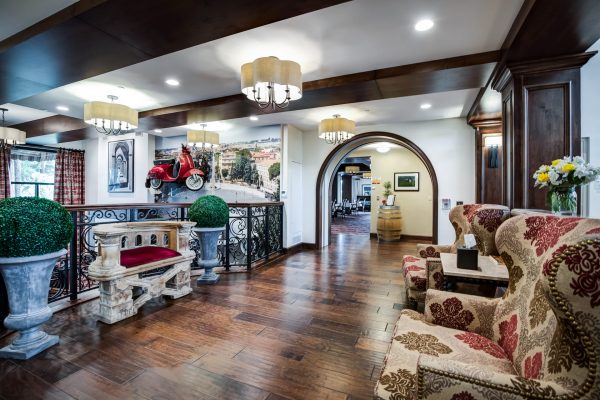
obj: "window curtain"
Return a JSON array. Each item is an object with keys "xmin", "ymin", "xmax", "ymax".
[
  {"xmin": 0, "ymin": 144, "xmax": 10, "ymax": 199},
  {"xmin": 54, "ymin": 149, "xmax": 85, "ymax": 205}
]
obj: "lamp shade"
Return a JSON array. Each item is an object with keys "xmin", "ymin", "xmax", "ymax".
[
  {"xmin": 241, "ymin": 56, "xmax": 302, "ymax": 107},
  {"xmin": 187, "ymin": 130, "xmax": 220, "ymax": 148},
  {"xmin": 84, "ymin": 101, "xmax": 138, "ymax": 131},
  {"xmin": 318, "ymin": 116, "xmax": 356, "ymax": 139},
  {"xmin": 0, "ymin": 126, "xmax": 26, "ymax": 145}
]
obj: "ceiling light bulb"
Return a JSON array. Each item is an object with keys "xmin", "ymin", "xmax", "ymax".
[
  {"xmin": 56, "ymin": 105, "xmax": 69, "ymax": 112},
  {"xmin": 154, "ymin": 129, "xmax": 162, "ymax": 133},
  {"xmin": 414, "ymin": 19, "xmax": 434, "ymax": 32},
  {"xmin": 249, "ymin": 116, "xmax": 259, "ymax": 121},
  {"xmin": 165, "ymin": 79, "xmax": 180, "ymax": 86},
  {"xmin": 376, "ymin": 147, "xmax": 390, "ymax": 153},
  {"xmin": 420, "ymin": 103, "xmax": 432, "ymax": 109}
]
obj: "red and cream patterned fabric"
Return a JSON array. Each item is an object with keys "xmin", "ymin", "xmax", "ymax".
[
  {"xmin": 471, "ymin": 207, "xmax": 510, "ymax": 256},
  {"xmin": 0, "ymin": 144, "xmax": 11, "ymax": 199},
  {"xmin": 378, "ymin": 215, "xmax": 600, "ymax": 399},
  {"xmin": 402, "ymin": 204, "xmax": 508, "ymax": 308},
  {"xmin": 54, "ymin": 148, "xmax": 85, "ymax": 205}
]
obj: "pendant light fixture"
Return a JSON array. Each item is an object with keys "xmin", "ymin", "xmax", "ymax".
[
  {"xmin": 241, "ymin": 56, "xmax": 302, "ymax": 109},
  {"xmin": 187, "ymin": 124, "xmax": 220, "ymax": 150},
  {"xmin": 318, "ymin": 114, "xmax": 356, "ymax": 145},
  {"xmin": 0, "ymin": 108, "xmax": 26, "ymax": 146},
  {"xmin": 84, "ymin": 95, "xmax": 138, "ymax": 136}
]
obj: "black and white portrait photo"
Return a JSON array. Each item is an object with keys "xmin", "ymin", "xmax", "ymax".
[{"xmin": 108, "ymin": 139, "xmax": 134, "ymax": 192}]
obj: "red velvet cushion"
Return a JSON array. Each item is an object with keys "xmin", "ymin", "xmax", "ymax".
[{"xmin": 120, "ymin": 246, "xmax": 181, "ymax": 268}]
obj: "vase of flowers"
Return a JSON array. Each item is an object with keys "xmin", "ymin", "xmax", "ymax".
[{"xmin": 533, "ymin": 156, "xmax": 600, "ymax": 216}]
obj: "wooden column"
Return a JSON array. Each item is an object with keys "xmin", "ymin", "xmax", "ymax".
[
  {"xmin": 469, "ymin": 116, "xmax": 503, "ymax": 204},
  {"xmin": 492, "ymin": 52, "xmax": 595, "ymax": 210}
]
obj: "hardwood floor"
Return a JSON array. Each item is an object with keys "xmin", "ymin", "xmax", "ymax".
[{"xmin": 0, "ymin": 234, "xmax": 417, "ymax": 400}]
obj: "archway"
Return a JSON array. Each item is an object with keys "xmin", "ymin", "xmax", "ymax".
[{"xmin": 315, "ymin": 132, "xmax": 439, "ymax": 248}]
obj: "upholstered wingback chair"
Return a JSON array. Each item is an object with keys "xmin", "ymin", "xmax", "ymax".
[
  {"xmin": 402, "ymin": 204, "xmax": 509, "ymax": 308},
  {"xmin": 376, "ymin": 214, "xmax": 600, "ymax": 400}
]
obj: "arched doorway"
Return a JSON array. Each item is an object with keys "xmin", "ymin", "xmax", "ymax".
[{"xmin": 315, "ymin": 132, "xmax": 439, "ymax": 248}]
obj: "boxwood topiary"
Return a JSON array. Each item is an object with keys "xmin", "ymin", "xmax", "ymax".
[
  {"xmin": 0, "ymin": 197, "xmax": 74, "ymax": 258},
  {"xmin": 189, "ymin": 195, "xmax": 229, "ymax": 228}
]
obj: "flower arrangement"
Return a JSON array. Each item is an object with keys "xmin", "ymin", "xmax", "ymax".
[{"xmin": 533, "ymin": 156, "xmax": 600, "ymax": 215}]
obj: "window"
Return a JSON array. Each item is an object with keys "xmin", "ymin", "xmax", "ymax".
[{"xmin": 10, "ymin": 148, "xmax": 56, "ymax": 200}]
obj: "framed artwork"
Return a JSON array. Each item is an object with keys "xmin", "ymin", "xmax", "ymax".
[
  {"xmin": 394, "ymin": 172, "xmax": 419, "ymax": 191},
  {"xmin": 108, "ymin": 139, "xmax": 134, "ymax": 193},
  {"xmin": 362, "ymin": 184, "xmax": 372, "ymax": 196}
]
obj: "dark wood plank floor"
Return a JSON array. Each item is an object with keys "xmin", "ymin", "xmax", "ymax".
[{"xmin": 0, "ymin": 234, "xmax": 416, "ymax": 400}]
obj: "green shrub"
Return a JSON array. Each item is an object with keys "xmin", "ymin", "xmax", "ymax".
[
  {"xmin": 0, "ymin": 197, "xmax": 74, "ymax": 258},
  {"xmin": 189, "ymin": 195, "xmax": 229, "ymax": 228}
]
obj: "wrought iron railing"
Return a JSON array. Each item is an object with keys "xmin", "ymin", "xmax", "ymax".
[{"xmin": 47, "ymin": 202, "xmax": 284, "ymax": 303}]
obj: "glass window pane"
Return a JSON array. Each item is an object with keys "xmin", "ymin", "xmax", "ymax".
[
  {"xmin": 39, "ymin": 185, "xmax": 54, "ymax": 200},
  {"xmin": 12, "ymin": 183, "xmax": 35, "ymax": 197}
]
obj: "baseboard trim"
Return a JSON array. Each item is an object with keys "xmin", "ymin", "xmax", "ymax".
[{"xmin": 369, "ymin": 233, "xmax": 432, "ymax": 242}]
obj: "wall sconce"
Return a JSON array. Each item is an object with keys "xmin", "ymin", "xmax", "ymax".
[{"xmin": 484, "ymin": 135, "xmax": 501, "ymax": 169}]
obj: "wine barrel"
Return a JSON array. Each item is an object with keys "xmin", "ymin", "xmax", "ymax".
[{"xmin": 377, "ymin": 206, "xmax": 402, "ymax": 241}]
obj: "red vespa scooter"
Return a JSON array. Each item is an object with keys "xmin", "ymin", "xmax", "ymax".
[{"xmin": 145, "ymin": 144, "xmax": 205, "ymax": 191}]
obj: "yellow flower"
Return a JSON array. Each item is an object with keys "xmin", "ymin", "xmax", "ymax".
[
  {"xmin": 551, "ymin": 159, "xmax": 561, "ymax": 166},
  {"xmin": 562, "ymin": 163, "xmax": 575, "ymax": 173},
  {"xmin": 537, "ymin": 172, "xmax": 549, "ymax": 183}
]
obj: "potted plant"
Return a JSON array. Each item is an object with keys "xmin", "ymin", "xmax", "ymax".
[
  {"xmin": 189, "ymin": 195, "xmax": 229, "ymax": 284},
  {"xmin": 0, "ymin": 197, "xmax": 73, "ymax": 359},
  {"xmin": 382, "ymin": 181, "xmax": 392, "ymax": 205},
  {"xmin": 533, "ymin": 156, "xmax": 600, "ymax": 215}
]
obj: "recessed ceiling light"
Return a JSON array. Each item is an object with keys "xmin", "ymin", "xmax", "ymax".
[
  {"xmin": 165, "ymin": 79, "xmax": 180, "ymax": 86},
  {"xmin": 376, "ymin": 146, "xmax": 390, "ymax": 153},
  {"xmin": 154, "ymin": 129, "xmax": 162, "ymax": 133},
  {"xmin": 414, "ymin": 19, "xmax": 434, "ymax": 32},
  {"xmin": 249, "ymin": 116, "xmax": 259, "ymax": 121},
  {"xmin": 420, "ymin": 103, "xmax": 432, "ymax": 110},
  {"xmin": 56, "ymin": 105, "xmax": 69, "ymax": 112}
]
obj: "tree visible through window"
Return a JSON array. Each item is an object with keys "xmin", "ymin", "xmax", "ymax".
[{"xmin": 10, "ymin": 148, "xmax": 56, "ymax": 199}]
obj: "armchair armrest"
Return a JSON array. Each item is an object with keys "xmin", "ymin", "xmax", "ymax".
[
  {"xmin": 424, "ymin": 289, "xmax": 500, "ymax": 336},
  {"xmin": 417, "ymin": 244, "xmax": 454, "ymax": 258},
  {"xmin": 416, "ymin": 355, "xmax": 568, "ymax": 399},
  {"xmin": 425, "ymin": 258, "xmax": 444, "ymax": 290}
]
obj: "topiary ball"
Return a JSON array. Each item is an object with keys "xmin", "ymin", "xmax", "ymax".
[
  {"xmin": 189, "ymin": 195, "xmax": 229, "ymax": 228},
  {"xmin": 0, "ymin": 197, "xmax": 74, "ymax": 258}
]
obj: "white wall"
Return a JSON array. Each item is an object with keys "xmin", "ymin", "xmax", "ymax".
[
  {"xmin": 302, "ymin": 118, "xmax": 475, "ymax": 245},
  {"xmin": 282, "ymin": 124, "xmax": 304, "ymax": 247},
  {"xmin": 582, "ymin": 39, "xmax": 600, "ymax": 218},
  {"xmin": 63, "ymin": 132, "xmax": 155, "ymax": 205},
  {"xmin": 349, "ymin": 147, "xmax": 433, "ymax": 237}
]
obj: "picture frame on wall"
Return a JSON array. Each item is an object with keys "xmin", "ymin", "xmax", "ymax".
[
  {"xmin": 394, "ymin": 172, "xmax": 419, "ymax": 191},
  {"xmin": 108, "ymin": 139, "xmax": 134, "ymax": 193},
  {"xmin": 362, "ymin": 184, "xmax": 372, "ymax": 196}
]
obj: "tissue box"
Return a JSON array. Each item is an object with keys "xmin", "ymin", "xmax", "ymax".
[{"xmin": 457, "ymin": 246, "xmax": 478, "ymax": 270}]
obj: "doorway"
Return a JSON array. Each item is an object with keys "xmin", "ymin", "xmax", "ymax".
[{"xmin": 316, "ymin": 132, "xmax": 439, "ymax": 248}]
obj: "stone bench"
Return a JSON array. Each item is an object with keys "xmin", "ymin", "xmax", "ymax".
[{"xmin": 88, "ymin": 221, "xmax": 195, "ymax": 324}]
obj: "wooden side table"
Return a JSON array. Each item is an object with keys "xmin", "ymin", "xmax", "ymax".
[{"xmin": 440, "ymin": 253, "xmax": 508, "ymax": 292}]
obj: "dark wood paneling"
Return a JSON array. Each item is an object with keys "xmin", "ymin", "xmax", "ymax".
[
  {"xmin": 494, "ymin": 53, "xmax": 593, "ymax": 210},
  {"xmin": 0, "ymin": 0, "xmax": 349, "ymax": 104},
  {"xmin": 18, "ymin": 51, "xmax": 501, "ymax": 143},
  {"xmin": 469, "ymin": 117, "xmax": 503, "ymax": 204}
]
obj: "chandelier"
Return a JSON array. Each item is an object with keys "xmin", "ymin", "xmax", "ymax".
[
  {"xmin": 241, "ymin": 56, "xmax": 302, "ymax": 109},
  {"xmin": 84, "ymin": 95, "xmax": 138, "ymax": 136},
  {"xmin": 318, "ymin": 114, "xmax": 356, "ymax": 145},
  {"xmin": 0, "ymin": 108, "xmax": 26, "ymax": 146},
  {"xmin": 187, "ymin": 125, "xmax": 220, "ymax": 150}
]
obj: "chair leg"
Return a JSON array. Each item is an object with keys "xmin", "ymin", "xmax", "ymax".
[{"xmin": 97, "ymin": 279, "xmax": 135, "ymax": 324}]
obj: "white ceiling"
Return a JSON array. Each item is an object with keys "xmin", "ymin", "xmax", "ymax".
[
  {"xmin": 0, "ymin": 0, "xmax": 77, "ymax": 42},
  {"xmin": 11, "ymin": 0, "xmax": 523, "ymax": 139},
  {"xmin": 0, "ymin": 103, "xmax": 56, "ymax": 125}
]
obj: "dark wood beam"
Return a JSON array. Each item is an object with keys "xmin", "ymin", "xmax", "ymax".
[
  {"xmin": 0, "ymin": 0, "xmax": 349, "ymax": 104},
  {"xmin": 16, "ymin": 51, "xmax": 500, "ymax": 143}
]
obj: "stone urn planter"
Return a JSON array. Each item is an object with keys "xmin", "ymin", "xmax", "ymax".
[
  {"xmin": 189, "ymin": 195, "xmax": 229, "ymax": 285},
  {"xmin": 0, "ymin": 198, "xmax": 73, "ymax": 359}
]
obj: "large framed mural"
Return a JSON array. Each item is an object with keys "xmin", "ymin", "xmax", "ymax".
[
  {"xmin": 153, "ymin": 126, "xmax": 281, "ymax": 202},
  {"xmin": 108, "ymin": 139, "xmax": 134, "ymax": 193}
]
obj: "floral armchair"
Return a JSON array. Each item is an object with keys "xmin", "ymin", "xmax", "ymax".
[
  {"xmin": 402, "ymin": 204, "xmax": 509, "ymax": 308},
  {"xmin": 376, "ymin": 214, "xmax": 600, "ymax": 400}
]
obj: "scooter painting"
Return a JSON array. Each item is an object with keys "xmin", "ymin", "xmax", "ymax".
[{"xmin": 145, "ymin": 144, "xmax": 205, "ymax": 191}]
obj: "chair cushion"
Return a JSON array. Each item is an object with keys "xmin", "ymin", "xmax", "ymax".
[
  {"xmin": 402, "ymin": 255, "xmax": 427, "ymax": 291},
  {"xmin": 375, "ymin": 310, "xmax": 516, "ymax": 400},
  {"xmin": 120, "ymin": 246, "xmax": 181, "ymax": 268},
  {"xmin": 401, "ymin": 255, "xmax": 425, "ymax": 277}
]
